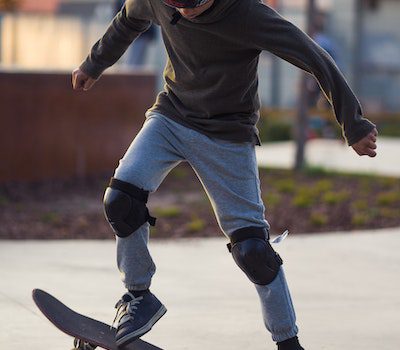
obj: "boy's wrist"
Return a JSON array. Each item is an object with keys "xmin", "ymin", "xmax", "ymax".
[
  {"xmin": 79, "ymin": 60, "xmax": 103, "ymax": 81},
  {"xmin": 344, "ymin": 118, "xmax": 376, "ymax": 146}
]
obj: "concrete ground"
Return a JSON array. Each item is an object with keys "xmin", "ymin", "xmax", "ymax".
[
  {"xmin": 256, "ymin": 137, "xmax": 400, "ymax": 176},
  {"xmin": 1, "ymin": 227, "xmax": 399, "ymax": 350}
]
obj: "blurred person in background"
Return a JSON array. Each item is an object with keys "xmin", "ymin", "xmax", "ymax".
[
  {"xmin": 308, "ymin": 10, "xmax": 340, "ymax": 109},
  {"xmin": 72, "ymin": 0, "xmax": 378, "ymax": 349}
]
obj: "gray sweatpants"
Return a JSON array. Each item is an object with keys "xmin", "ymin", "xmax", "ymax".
[{"xmin": 113, "ymin": 112, "xmax": 298, "ymax": 342}]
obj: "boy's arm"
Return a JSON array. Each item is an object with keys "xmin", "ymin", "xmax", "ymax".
[
  {"xmin": 78, "ymin": 3, "xmax": 152, "ymax": 81},
  {"xmin": 247, "ymin": 3, "xmax": 376, "ymax": 151}
]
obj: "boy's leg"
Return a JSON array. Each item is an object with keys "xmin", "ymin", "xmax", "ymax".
[
  {"xmin": 109, "ymin": 114, "xmax": 185, "ymax": 290},
  {"xmin": 105, "ymin": 114, "xmax": 187, "ymax": 346},
  {"xmin": 184, "ymin": 135, "xmax": 299, "ymax": 343}
]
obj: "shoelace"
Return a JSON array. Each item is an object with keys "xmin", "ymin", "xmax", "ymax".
[{"xmin": 111, "ymin": 295, "xmax": 143, "ymax": 329}]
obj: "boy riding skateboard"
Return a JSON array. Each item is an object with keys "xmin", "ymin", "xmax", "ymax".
[{"xmin": 72, "ymin": 0, "xmax": 378, "ymax": 349}]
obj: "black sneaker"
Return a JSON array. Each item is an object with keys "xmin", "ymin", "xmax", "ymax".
[
  {"xmin": 113, "ymin": 291, "xmax": 167, "ymax": 347},
  {"xmin": 277, "ymin": 336, "xmax": 305, "ymax": 350}
]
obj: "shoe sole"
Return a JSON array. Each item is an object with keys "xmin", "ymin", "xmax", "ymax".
[{"xmin": 116, "ymin": 305, "xmax": 167, "ymax": 347}]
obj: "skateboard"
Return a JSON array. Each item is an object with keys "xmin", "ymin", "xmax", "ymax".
[{"xmin": 32, "ymin": 289, "xmax": 163, "ymax": 350}]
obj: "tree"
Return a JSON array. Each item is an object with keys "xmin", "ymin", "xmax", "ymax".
[{"xmin": 294, "ymin": 0, "xmax": 316, "ymax": 171}]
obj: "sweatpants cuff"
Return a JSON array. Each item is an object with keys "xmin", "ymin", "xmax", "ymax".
[
  {"xmin": 272, "ymin": 326, "xmax": 299, "ymax": 343},
  {"xmin": 125, "ymin": 283, "xmax": 151, "ymax": 291}
]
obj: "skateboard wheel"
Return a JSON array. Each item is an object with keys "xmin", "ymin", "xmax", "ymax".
[{"xmin": 73, "ymin": 338, "xmax": 97, "ymax": 350}]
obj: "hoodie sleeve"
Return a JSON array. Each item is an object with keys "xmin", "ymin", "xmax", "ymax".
[
  {"xmin": 246, "ymin": 2, "xmax": 375, "ymax": 146},
  {"xmin": 80, "ymin": 1, "xmax": 153, "ymax": 79}
]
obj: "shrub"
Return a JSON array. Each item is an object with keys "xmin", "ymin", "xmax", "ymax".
[
  {"xmin": 314, "ymin": 179, "xmax": 333, "ymax": 193},
  {"xmin": 351, "ymin": 213, "xmax": 369, "ymax": 226},
  {"xmin": 303, "ymin": 166, "xmax": 329, "ymax": 177},
  {"xmin": 376, "ymin": 192, "xmax": 400, "ymax": 206},
  {"xmin": 187, "ymin": 216, "xmax": 206, "ymax": 233},
  {"xmin": 310, "ymin": 212, "xmax": 328, "ymax": 226},
  {"xmin": 275, "ymin": 179, "xmax": 295, "ymax": 193},
  {"xmin": 292, "ymin": 191, "xmax": 315, "ymax": 208},
  {"xmin": 154, "ymin": 206, "xmax": 182, "ymax": 218},
  {"xmin": 352, "ymin": 199, "xmax": 369, "ymax": 211},
  {"xmin": 258, "ymin": 118, "xmax": 292, "ymax": 142},
  {"xmin": 322, "ymin": 191, "xmax": 349, "ymax": 205},
  {"xmin": 263, "ymin": 193, "xmax": 281, "ymax": 209},
  {"xmin": 378, "ymin": 177, "xmax": 400, "ymax": 189},
  {"xmin": 171, "ymin": 167, "xmax": 189, "ymax": 179},
  {"xmin": 379, "ymin": 208, "xmax": 399, "ymax": 219},
  {"xmin": 40, "ymin": 212, "xmax": 61, "ymax": 224}
]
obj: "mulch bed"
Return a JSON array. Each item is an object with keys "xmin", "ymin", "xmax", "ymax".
[{"xmin": 1, "ymin": 164, "xmax": 399, "ymax": 239}]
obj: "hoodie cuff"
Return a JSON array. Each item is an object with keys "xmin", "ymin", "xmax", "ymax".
[
  {"xmin": 344, "ymin": 117, "xmax": 376, "ymax": 146},
  {"xmin": 79, "ymin": 58, "xmax": 105, "ymax": 80}
]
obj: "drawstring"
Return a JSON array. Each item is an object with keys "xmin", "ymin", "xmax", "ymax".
[{"xmin": 170, "ymin": 11, "xmax": 182, "ymax": 25}]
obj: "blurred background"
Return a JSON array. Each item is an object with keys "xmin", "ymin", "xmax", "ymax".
[
  {"xmin": 2, "ymin": 0, "xmax": 400, "ymax": 109},
  {"xmin": 0, "ymin": 0, "xmax": 399, "ymax": 239}
]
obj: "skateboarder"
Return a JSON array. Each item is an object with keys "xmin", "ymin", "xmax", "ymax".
[{"xmin": 72, "ymin": 0, "xmax": 378, "ymax": 349}]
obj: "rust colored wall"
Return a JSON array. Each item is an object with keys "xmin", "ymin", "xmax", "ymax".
[{"xmin": 0, "ymin": 71, "xmax": 156, "ymax": 182}]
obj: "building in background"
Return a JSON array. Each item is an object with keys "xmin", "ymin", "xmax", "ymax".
[{"xmin": 0, "ymin": 0, "xmax": 399, "ymax": 111}]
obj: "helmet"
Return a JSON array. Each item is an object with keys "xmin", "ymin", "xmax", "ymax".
[{"xmin": 162, "ymin": 0, "xmax": 210, "ymax": 8}]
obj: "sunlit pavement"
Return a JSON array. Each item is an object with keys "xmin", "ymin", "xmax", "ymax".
[
  {"xmin": 1, "ymin": 227, "xmax": 399, "ymax": 350},
  {"xmin": 256, "ymin": 137, "xmax": 400, "ymax": 177}
]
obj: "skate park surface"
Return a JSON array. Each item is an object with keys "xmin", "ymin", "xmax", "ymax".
[
  {"xmin": 1, "ymin": 227, "xmax": 399, "ymax": 350},
  {"xmin": 1, "ymin": 137, "xmax": 399, "ymax": 350}
]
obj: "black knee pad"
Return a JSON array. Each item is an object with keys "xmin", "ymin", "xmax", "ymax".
[
  {"xmin": 227, "ymin": 226, "xmax": 283, "ymax": 285},
  {"xmin": 103, "ymin": 178, "xmax": 156, "ymax": 238}
]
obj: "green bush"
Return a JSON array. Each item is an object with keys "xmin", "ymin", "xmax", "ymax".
[
  {"xmin": 171, "ymin": 167, "xmax": 189, "ymax": 179},
  {"xmin": 263, "ymin": 193, "xmax": 282, "ymax": 209},
  {"xmin": 378, "ymin": 123, "xmax": 400, "ymax": 137},
  {"xmin": 322, "ymin": 191, "xmax": 349, "ymax": 205},
  {"xmin": 314, "ymin": 179, "xmax": 333, "ymax": 193},
  {"xmin": 274, "ymin": 179, "xmax": 295, "ymax": 193},
  {"xmin": 376, "ymin": 192, "xmax": 400, "ymax": 206},
  {"xmin": 379, "ymin": 208, "xmax": 399, "ymax": 219},
  {"xmin": 40, "ymin": 212, "xmax": 61, "ymax": 224},
  {"xmin": 292, "ymin": 192, "xmax": 314, "ymax": 208},
  {"xmin": 187, "ymin": 217, "xmax": 206, "ymax": 233},
  {"xmin": 310, "ymin": 212, "xmax": 328, "ymax": 226},
  {"xmin": 303, "ymin": 166, "xmax": 329, "ymax": 177},
  {"xmin": 351, "ymin": 213, "xmax": 369, "ymax": 226},
  {"xmin": 352, "ymin": 199, "xmax": 369, "ymax": 211},
  {"xmin": 154, "ymin": 206, "xmax": 182, "ymax": 218},
  {"xmin": 258, "ymin": 118, "xmax": 292, "ymax": 142}
]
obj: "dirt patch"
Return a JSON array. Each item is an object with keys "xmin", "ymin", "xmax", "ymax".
[{"xmin": 0, "ymin": 164, "xmax": 399, "ymax": 239}]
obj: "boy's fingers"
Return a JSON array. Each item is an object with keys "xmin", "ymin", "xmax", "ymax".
[
  {"xmin": 369, "ymin": 133, "xmax": 377, "ymax": 142},
  {"xmin": 366, "ymin": 148, "xmax": 377, "ymax": 157},
  {"xmin": 366, "ymin": 140, "xmax": 377, "ymax": 149},
  {"xmin": 83, "ymin": 78, "xmax": 95, "ymax": 91}
]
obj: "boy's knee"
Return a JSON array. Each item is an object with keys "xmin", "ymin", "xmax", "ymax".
[
  {"xmin": 227, "ymin": 226, "xmax": 282, "ymax": 285},
  {"xmin": 103, "ymin": 177, "xmax": 156, "ymax": 238}
]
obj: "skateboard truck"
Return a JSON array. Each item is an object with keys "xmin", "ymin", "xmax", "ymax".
[{"xmin": 74, "ymin": 338, "xmax": 97, "ymax": 350}]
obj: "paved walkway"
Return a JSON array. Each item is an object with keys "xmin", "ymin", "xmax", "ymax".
[
  {"xmin": 1, "ymin": 227, "xmax": 399, "ymax": 350},
  {"xmin": 256, "ymin": 137, "xmax": 400, "ymax": 176}
]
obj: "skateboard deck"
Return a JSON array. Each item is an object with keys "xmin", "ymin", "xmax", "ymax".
[{"xmin": 32, "ymin": 289, "xmax": 163, "ymax": 350}]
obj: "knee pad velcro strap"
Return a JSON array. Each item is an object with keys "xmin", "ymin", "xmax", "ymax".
[
  {"xmin": 103, "ymin": 178, "xmax": 156, "ymax": 238},
  {"xmin": 228, "ymin": 226, "xmax": 283, "ymax": 285}
]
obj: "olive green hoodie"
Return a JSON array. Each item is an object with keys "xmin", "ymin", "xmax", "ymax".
[{"xmin": 80, "ymin": 0, "xmax": 375, "ymax": 146}]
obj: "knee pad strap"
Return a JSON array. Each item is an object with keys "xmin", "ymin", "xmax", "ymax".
[
  {"xmin": 104, "ymin": 178, "xmax": 156, "ymax": 238},
  {"xmin": 228, "ymin": 226, "xmax": 283, "ymax": 285}
]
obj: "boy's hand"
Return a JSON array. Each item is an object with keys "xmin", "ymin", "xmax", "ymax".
[
  {"xmin": 351, "ymin": 128, "xmax": 378, "ymax": 157},
  {"xmin": 72, "ymin": 68, "xmax": 97, "ymax": 91}
]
